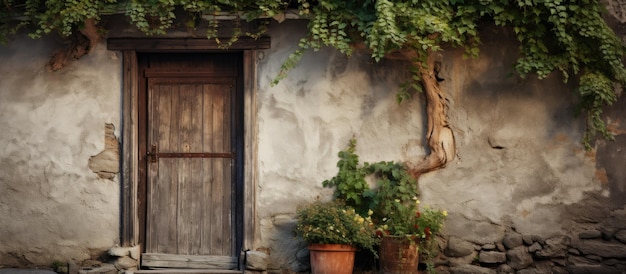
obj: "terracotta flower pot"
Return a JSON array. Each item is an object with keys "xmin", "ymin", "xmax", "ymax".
[
  {"xmin": 379, "ymin": 236, "xmax": 419, "ymax": 274},
  {"xmin": 308, "ymin": 243, "xmax": 357, "ymax": 274}
]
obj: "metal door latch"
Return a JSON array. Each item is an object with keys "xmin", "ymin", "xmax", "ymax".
[{"xmin": 147, "ymin": 144, "xmax": 158, "ymax": 163}]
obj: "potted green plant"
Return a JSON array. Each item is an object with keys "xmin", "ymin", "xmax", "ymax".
[
  {"xmin": 295, "ymin": 200, "xmax": 378, "ymax": 274},
  {"xmin": 323, "ymin": 139, "xmax": 447, "ymax": 273}
]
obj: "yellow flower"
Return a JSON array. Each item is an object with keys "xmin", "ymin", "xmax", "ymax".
[
  {"xmin": 443, "ymin": 210, "xmax": 448, "ymax": 217},
  {"xmin": 416, "ymin": 200, "xmax": 421, "ymax": 205},
  {"xmin": 394, "ymin": 199, "xmax": 400, "ymax": 203},
  {"xmin": 367, "ymin": 209, "xmax": 373, "ymax": 216}
]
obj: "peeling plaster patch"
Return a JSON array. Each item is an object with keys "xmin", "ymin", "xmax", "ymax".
[
  {"xmin": 595, "ymin": 168, "xmax": 609, "ymax": 186},
  {"xmin": 88, "ymin": 123, "xmax": 119, "ymax": 180}
]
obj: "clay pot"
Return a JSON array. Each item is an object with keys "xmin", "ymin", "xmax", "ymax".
[
  {"xmin": 308, "ymin": 243, "xmax": 357, "ymax": 274},
  {"xmin": 379, "ymin": 236, "xmax": 419, "ymax": 274}
]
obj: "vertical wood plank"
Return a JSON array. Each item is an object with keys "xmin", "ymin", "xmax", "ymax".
[
  {"xmin": 188, "ymin": 84, "xmax": 203, "ymax": 255},
  {"xmin": 121, "ymin": 50, "xmax": 139, "ymax": 247},
  {"xmin": 177, "ymin": 84, "xmax": 192, "ymax": 254},
  {"xmin": 201, "ymin": 83, "xmax": 215, "ymax": 255},
  {"xmin": 167, "ymin": 85, "xmax": 181, "ymax": 254},
  {"xmin": 146, "ymin": 83, "xmax": 159, "ymax": 252},
  {"xmin": 210, "ymin": 85, "xmax": 225, "ymax": 255},
  {"xmin": 221, "ymin": 84, "xmax": 233, "ymax": 255},
  {"xmin": 243, "ymin": 50, "xmax": 258, "ymax": 250},
  {"xmin": 146, "ymin": 82, "xmax": 157, "ymax": 252}
]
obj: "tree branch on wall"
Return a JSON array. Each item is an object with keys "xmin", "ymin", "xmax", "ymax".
[
  {"xmin": 404, "ymin": 50, "xmax": 456, "ymax": 179},
  {"xmin": 48, "ymin": 19, "xmax": 99, "ymax": 71}
]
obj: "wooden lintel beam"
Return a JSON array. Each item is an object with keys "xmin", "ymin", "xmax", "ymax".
[{"xmin": 107, "ymin": 37, "xmax": 271, "ymax": 51}]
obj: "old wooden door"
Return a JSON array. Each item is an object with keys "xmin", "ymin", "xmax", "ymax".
[{"xmin": 139, "ymin": 53, "xmax": 243, "ymax": 268}]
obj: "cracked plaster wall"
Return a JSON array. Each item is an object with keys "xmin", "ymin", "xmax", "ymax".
[
  {"xmin": 256, "ymin": 21, "xmax": 624, "ymax": 271},
  {"xmin": 0, "ymin": 34, "xmax": 121, "ymax": 266},
  {"xmin": 0, "ymin": 11, "xmax": 624, "ymax": 271}
]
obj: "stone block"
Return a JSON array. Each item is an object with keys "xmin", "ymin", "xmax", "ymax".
[
  {"xmin": 516, "ymin": 269, "xmax": 545, "ymax": 274},
  {"xmin": 568, "ymin": 248, "xmax": 580, "ymax": 255},
  {"xmin": 518, "ymin": 235, "xmax": 545, "ymax": 247},
  {"xmin": 496, "ymin": 243, "xmax": 506, "ymax": 252},
  {"xmin": 450, "ymin": 264, "xmax": 496, "ymax": 274},
  {"xmin": 578, "ymin": 229, "xmax": 602, "ymax": 239},
  {"xmin": 614, "ymin": 229, "xmax": 626, "ymax": 244},
  {"xmin": 109, "ymin": 245, "xmax": 140, "ymax": 259},
  {"xmin": 445, "ymin": 237, "xmax": 475, "ymax": 257},
  {"xmin": 68, "ymin": 260, "xmax": 79, "ymax": 274},
  {"xmin": 502, "ymin": 231, "xmax": 523, "ymax": 249},
  {"xmin": 531, "ymin": 235, "xmax": 546, "ymax": 246},
  {"xmin": 496, "ymin": 264, "xmax": 514, "ymax": 274},
  {"xmin": 522, "ymin": 235, "xmax": 534, "ymax": 245},
  {"xmin": 535, "ymin": 260, "xmax": 556, "ymax": 270},
  {"xmin": 565, "ymin": 201, "xmax": 610, "ymax": 223},
  {"xmin": 245, "ymin": 250, "xmax": 269, "ymax": 271},
  {"xmin": 605, "ymin": 208, "xmax": 626, "ymax": 230},
  {"xmin": 447, "ymin": 251, "xmax": 478, "ymax": 267},
  {"xmin": 479, "ymin": 251, "xmax": 506, "ymax": 264},
  {"xmin": 506, "ymin": 246, "xmax": 532, "ymax": 270},
  {"xmin": 114, "ymin": 256, "xmax": 138, "ymax": 270},
  {"xmin": 528, "ymin": 242, "xmax": 542, "ymax": 253},
  {"xmin": 584, "ymin": 254, "xmax": 602, "ymax": 262},
  {"xmin": 603, "ymin": 258, "xmax": 626, "ymax": 266},
  {"xmin": 551, "ymin": 258, "xmax": 566, "ymax": 266},
  {"xmin": 571, "ymin": 239, "xmax": 626, "ymax": 258},
  {"xmin": 481, "ymin": 243, "xmax": 496, "ymax": 250},
  {"xmin": 78, "ymin": 264, "xmax": 117, "ymax": 274},
  {"xmin": 566, "ymin": 264, "xmax": 623, "ymax": 274},
  {"xmin": 568, "ymin": 255, "xmax": 598, "ymax": 265},
  {"xmin": 535, "ymin": 236, "xmax": 569, "ymax": 258},
  {"xmin": 600, "ymin": 228, "xmax": 615, "ymax": 241}
]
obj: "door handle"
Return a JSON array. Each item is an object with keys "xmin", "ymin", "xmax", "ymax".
[{"xmin": 147, "ymin": 144, "xmax": 158, "ymax": 163}]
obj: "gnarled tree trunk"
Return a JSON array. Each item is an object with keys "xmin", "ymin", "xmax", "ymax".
[{"xmin": 400, "ymin": 50, "xmax": 456, "ymax": 179}]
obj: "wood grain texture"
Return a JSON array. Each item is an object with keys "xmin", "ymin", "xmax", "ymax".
[
  {"xmin": 242, "ymin": 50, "xmax": 258, "ymax": 250},
  {"xmin": 107, "ymin": 37, "xmax": 271, "ymax": 51},
  {"xmin": 142, "ymin": 253, "xmax": 237, "ymax": 269},
  {"xmin": 146, "ymin": 76, "xmax": 235, "ymax": 256},
  {"xmin": 407, "ymin": 50, "xmax": 456, "ymax": 179},
  {"xmin": 121, "ymin": 50, "xmax": 139, "ymax": 246}
]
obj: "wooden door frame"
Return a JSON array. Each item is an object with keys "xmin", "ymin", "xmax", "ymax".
[{"xmin": 108, "ymin": 38, "xmax": 270, "ymax": 252}]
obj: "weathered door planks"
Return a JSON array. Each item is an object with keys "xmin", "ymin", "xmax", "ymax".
[{"xmin": 140, "ymin": 53, "xmax": 242, "ymax": 265}]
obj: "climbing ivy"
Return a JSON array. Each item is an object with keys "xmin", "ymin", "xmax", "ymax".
[{"xmin": 1, "ymin": 0, "xmax": 625, "ymax": 149}]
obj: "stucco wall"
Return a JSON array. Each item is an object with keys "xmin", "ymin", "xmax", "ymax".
[
  {"xmin": 0, "ymin": 13, "xmax": 624, "ymax": 273},
  {"xmin": 255, "ymin": 21, "xmax": 625, "ymax": 271},
  {"xmin": 256, "ymin": 21, "xmax": 428, "ymax": 270},
  {"xmin": 0, "ymin": 34, "xmax": 121, "ymax": 266}
]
